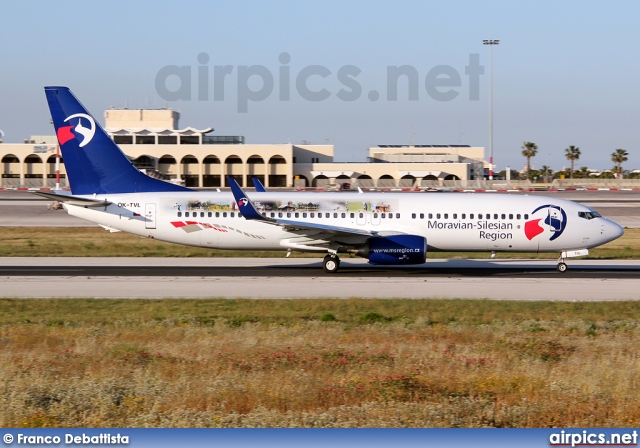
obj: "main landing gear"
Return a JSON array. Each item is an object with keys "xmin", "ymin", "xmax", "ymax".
[{"xmin": 323, "ymin": 254, "xmax": 340, "ymax": 273}]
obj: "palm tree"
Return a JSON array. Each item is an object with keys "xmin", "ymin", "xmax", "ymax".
[
  {"xmin": 540, "ymin": 165, "xmax": 553, "ymax": 183},
  {"xmin": 564, "ymin": 146, "xmax": 581, "ymax": 179},
  {"xmin": 521, "ymin": 142, "xmax": 538, "ymax": 180},
  {"xmin": 611, "ymin": 148, "xmax": 629, "ymax": 179}
]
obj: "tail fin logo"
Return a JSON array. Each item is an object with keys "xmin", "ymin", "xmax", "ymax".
[
  {"xmin": 59, "ymin": 113, "xmax": 96, "ymax": 147},
  {"xmin": 238, "ymin": 197, "xmax": 249, "ymax": 207}
]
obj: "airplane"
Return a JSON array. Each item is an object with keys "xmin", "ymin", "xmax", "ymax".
[{"xmin": 37, "ymin": 86, "xmax": 624, "ymax": 273}]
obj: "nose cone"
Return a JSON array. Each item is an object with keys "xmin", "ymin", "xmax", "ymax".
[{"xmin": 603, "ymin": 219, "xmax": 624, "ymax": 244}]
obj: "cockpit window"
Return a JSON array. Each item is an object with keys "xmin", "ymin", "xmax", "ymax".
[{"xmin": 578, "ymin": 211, "xmax": 602, "ymax": 220}]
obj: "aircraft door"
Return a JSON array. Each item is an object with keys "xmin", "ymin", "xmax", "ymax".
[
  {"xmin": 145, "ymin": 203, "xmax": 156, "ymax": 229},
  {"xmin": 356, "ymin": 210, "xmax": 366, "ymax": 226},
  {"xmin": 371, "ymin": 211, "xmax": 381, "ymax": 226}
]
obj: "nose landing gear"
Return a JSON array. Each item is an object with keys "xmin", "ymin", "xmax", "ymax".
[{"xmin": 556, "ymin": 259, "xmax": 568, "ymax": 273}]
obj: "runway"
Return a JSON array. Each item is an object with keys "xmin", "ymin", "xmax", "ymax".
[
  {"xmin": 1, "ymin": 257, "xmax": 639, "ymax": 300},
  {"xmin": 1, "ymin": 190, "xmax": 639, "ymax": 301}
]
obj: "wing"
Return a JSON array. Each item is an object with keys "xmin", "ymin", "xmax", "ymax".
[{"xmin": 227, "ymin": 177, "xmax": 375, "ymax": 238}]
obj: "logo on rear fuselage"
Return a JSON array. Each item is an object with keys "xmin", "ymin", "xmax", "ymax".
[{"xmin": 525, "ymin": 204, "xmax": 567, "ymax": 241}]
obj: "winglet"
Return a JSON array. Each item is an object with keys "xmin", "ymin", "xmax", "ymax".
[
  {"xmin": 252, "ymin": 177, "xmax": 267, "ymax": 192},
  {"xmin": 228, "ymin": 177, "xmax": 267, "ymax": 220}
]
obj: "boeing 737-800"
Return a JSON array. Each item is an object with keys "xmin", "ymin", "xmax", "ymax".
[{"xmin": 37, "ymin": 86, "xmax": 624, "ymax": 273}]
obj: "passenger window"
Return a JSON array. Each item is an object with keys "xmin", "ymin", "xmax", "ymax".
[
  {"xmin": 341, "ymin": 213, "xmax": 346, "ymax": 218},
  {"xmin": 437, "ymin": 213, "xmax": 441, "ymax": 219},
  {"xmin": 223, "ymin": 212, "xmax": 227, "ymax": 218},
  {"xmin": 516, "ymin": 214, "xmax": 521, "ymax": 219},
  {"xmin": 334, "ymin": 213, "xmax": 338, "ymax": 218},
  {"xmin": 295, "ymin": 213, "xmax": 299, "ymax": 218},
  {"xmin": 326, "ymin": 213, "xmax": 330, "ymax": 218},
  {"xmin": 374, "ymin": 213, "xmax": 379, "ymax": 218},
  {"xmin": 428, "ymin": 213, "xmax": 433, "ymax": 219},
  {"xmin": 509, "ymin": 214, "xmax": 513, "ymax": 219},
  {"xmin": 310, "ymin": 213, "xmax": 315, "ymax": 218},
  {"xmin": 278, "ymin": 212, "xmax": 283, "ymax": 218},
  {"xmin": 501, "ymin": 214, "xmax": 505, "ymax": 219},
  {"xmin": 412, "ymin": 213, "xmax": 416, "ymax": 219},
  {"xmin": 359, "ymin": 213, "xmax": 364, "ymax": 218},
  {"xmin": 287, "ymin": 213, "xmax": 292, "ymax": 218},
  {"xmin": 177, "ymin": 212, "xmax": 182, "ymax": 217},
  {"xmin": 453, "ymin": 214, "xmax": 457, "ymax": 219},
  {"xmin": 420, "ymin": 213, "xmax": 424, "ymax": 219},
  {"xmin": 524, "ymin": 214, "xmax": 529, "ymax": 219},
  {"xmin": 396, "ymin": 213, "xmax": 400, "ymax": 219},
  {"xmin": 238, "ymin": 213, "xmax": 242, "ymax": 218},
  {"xmin": 350, "ymin": 213, "xmax": 355, "ymax": 218},
  {"xmin": 185, "ymin": 212, "xmax": 190, "ymax": 217},
  {"xmin": 389, "ymin": 214, "xmax": 393, "ymax": 219},
  {"xmin": 444, "ymin": 213, "xmax": 449, "ymax": 219},
  {"xmin": 494, "ymin": 214, "xmax": 499, "ymax": 219},
  {"xmin": 303, "ymin": 213, "xmax": 307, "ymax": 218},
  {"xmin": 208, "ymin": 212, "xmax": 212, "ymax": 217},
  {"xmin": 461, "ymin": 214, "xmax": 465, "ymax": 219},
  {"xmin": 215, "ymin": 212, "xmax": 220, "ymax": 217},
  {"xmin": 270, "ymin": 212, "xmax": 275, "ymax": 217},
  {"xmin": 230, "ymin": 212, "xmax": 235, "ymax": 218},
  {"xmin": 470, "ymin": 213, "xmax": 474, "ymax": 219}
]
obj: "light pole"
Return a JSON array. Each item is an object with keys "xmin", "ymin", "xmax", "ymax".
[{"xmin": 483, "ymin": 39, "xmax": 499, "ymax": 180}]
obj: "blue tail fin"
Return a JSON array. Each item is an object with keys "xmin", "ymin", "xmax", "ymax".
[{"xmin": 44, "ymin": 86, "xmax": 191, "ymax": 194}]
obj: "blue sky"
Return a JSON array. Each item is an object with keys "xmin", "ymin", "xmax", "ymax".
[{"xmin": 1, "ymin": 0, "xmax": 638, "ymax": 171}]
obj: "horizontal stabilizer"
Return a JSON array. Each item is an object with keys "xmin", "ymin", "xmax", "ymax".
[{"xmin": 31, "ymin": 191, "xmax": 112, "ymax": 207}]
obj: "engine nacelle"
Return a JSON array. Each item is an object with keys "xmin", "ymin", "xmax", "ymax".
[{"xmin": 355, "ymin": 235, "xmax": 427, "ymax": 265}]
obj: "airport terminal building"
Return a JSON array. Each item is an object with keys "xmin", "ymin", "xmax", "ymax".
[{"xmin": 0, "ymin": 108, "xmax": 486, "ymax": 189}]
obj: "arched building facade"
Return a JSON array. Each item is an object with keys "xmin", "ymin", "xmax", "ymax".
[{"xmin": 0, "ymin": 108, "xmax": 485, "ymax": 189}]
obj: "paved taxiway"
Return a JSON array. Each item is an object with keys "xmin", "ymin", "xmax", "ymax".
[{"xmin": 1, "ymin": 257, "xmax": 639, "ymax": 301}]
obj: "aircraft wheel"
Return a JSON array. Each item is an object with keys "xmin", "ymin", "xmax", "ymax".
[
  {"xmin": 323, "ymin": 255, "xmax": 340, "ymax": 273},
  {"xmin": 556, "ymin": 262, "xmax": 567, "ymax": 273}
]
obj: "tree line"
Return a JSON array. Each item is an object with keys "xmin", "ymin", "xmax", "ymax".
[{"xmin": 514, "ymin": 142, "xmax": 631, "ymax": 181}]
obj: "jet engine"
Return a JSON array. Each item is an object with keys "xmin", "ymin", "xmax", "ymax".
[{"xmin": 354, "ymin": 235, "xmax": 427, "ymax": 265}]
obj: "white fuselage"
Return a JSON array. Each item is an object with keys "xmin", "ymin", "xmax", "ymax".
[{"xmin": 64, "ymin": 191, "xmax": 623, "ymax": 255}]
